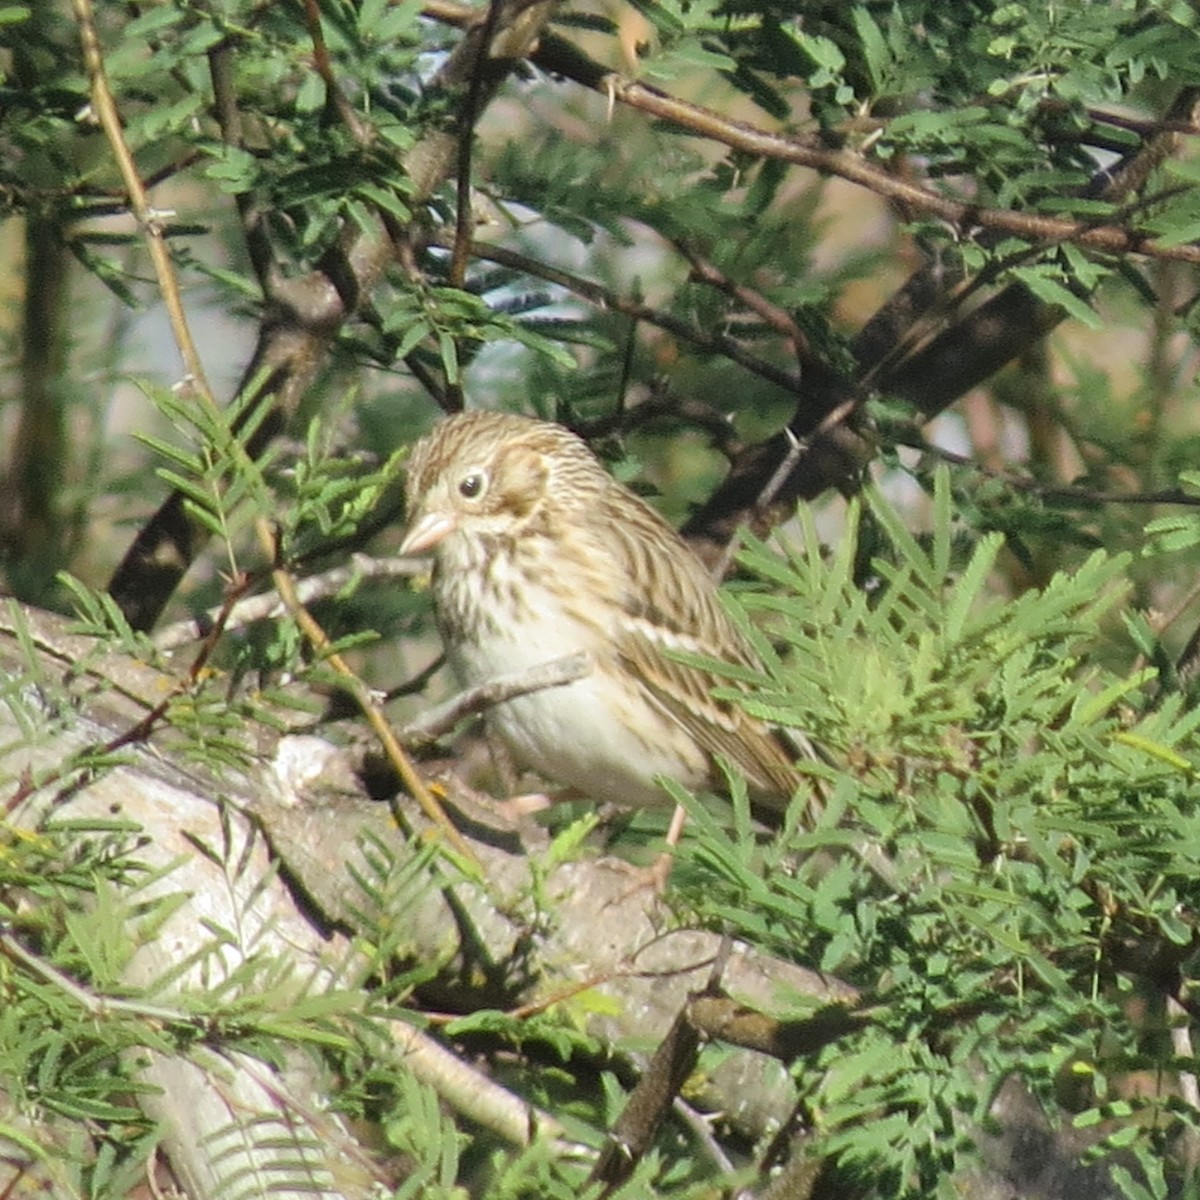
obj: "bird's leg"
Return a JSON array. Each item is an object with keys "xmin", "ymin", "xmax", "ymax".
[
  {"xmin": 603, "ymin": 800, "xmax": 689, "ymax": 903},
  {"xmin": 487, "ymin": 728, "xmax": 523, "ymax": 795},
  {"xmin": 641, "ymin": 800, "xmax": 689, "ymax": 893},
  {"xmin": 493, "ymin": 791, "xmax": 554, "ymax": 819}
]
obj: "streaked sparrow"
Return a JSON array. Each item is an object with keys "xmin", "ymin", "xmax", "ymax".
[{"xmin": 400, "ymin": 411, "xmax": 801, "ymax": 813}]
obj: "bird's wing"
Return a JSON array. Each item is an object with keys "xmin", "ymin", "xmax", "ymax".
[
  {"xmin": 616, "ymin": 617, "xmax": 801, "ymax": 805},
  {"xmin": 589, "ymin": 484, "xmax": 803, "ymax": 805}
]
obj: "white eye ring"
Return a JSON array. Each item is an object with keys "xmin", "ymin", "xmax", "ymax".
[{"xmin": 458, "ymin": 470, "xmax": 486, "ymax": 499}]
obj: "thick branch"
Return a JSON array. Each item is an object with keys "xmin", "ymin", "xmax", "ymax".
[
  {"xmin": 0, "ymin": 606, "xmax": 844, "ymax": 1154},
  {"xmin": 433, "ymin": 233, "xmax": 802, "ymax": 394},
  {"xmin": 0, "ymin": 605, "xmax": 1148, "ymax": 1197}
]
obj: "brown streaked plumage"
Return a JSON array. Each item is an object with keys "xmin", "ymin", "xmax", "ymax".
[{"xmin": 400, "ymin": 410, "xmax": 801, "ymax": 811}]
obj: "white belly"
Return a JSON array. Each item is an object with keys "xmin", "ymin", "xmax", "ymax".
[{"xmin": 448, "ymin": 622, "xmax": 704, "ymax": 809}]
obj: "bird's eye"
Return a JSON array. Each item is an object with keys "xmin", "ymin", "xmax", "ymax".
[{"xmin": 458, "ymin": 470, "xmax": 486, "ymax": 499}]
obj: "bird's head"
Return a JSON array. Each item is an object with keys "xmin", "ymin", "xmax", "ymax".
[{"xmin": 400, "ymin": 411, "xmax": 601, "ymax": 556}]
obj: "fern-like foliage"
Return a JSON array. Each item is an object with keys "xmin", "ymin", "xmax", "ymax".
[{"xmin": 672, "ymin": 470, "xmax": 1198, "ymax": 1195}]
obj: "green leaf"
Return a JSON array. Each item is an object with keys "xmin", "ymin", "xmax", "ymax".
[
  {"xmin": 943, "ymin": 533, "xmax": 1002, "ymax": 644},
  {"xmin": 1012, "ymin": 266, "xmax": 1101, "ymax": 328},
  {"xmin": 785, "ymin": 28, "xmax": 846, "ymax": 76},
  {"xmin": 852, "ymin": 6, "xmax": 890, "ymax": 91},
  {"xmin": 1113, "ymin": 730, "xmax": 1193, "ymax": 773},
  {"xmin": 438, "ymin": 330, "xmax": 460, "ymax": 384}
]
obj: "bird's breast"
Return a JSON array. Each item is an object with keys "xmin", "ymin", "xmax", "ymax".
[{"xmin": 433, "ymin": 539, "xmax": 708, "ymax": 807}]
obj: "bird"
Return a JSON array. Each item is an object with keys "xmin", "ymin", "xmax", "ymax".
[{"xmin": 399, "ymin": 410, "xmax": 803, "ymax": 817}]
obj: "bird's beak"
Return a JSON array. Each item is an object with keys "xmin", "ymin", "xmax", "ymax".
[{"xmin": 400, "ymin": 510, "xmax": 457, "ymax": 556}]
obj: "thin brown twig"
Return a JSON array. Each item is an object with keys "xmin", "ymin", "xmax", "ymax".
[
  {"xmin": 431, "ymin": 232, "xmax": 801, "ymax": 394},
  {"xmin": 207, "ymin": 37, "xmax": 274, "ymax": 292},
  {"xmin": 429, "ymin": 0, "xmax": 1200, "ymax": 153},
  {"xmin": 613, "ymin": 86, "xmax": 1200, "ymax": 265},
  {"xmin": 385, "ymin": 651, "xmax": 446, "ymax": 702},
  {"xmin": 712, "ymin": 393, "xmax": 861, "ymax": 578},
  {"xmin": 575, "ymin": 391, "xmax": 744, "ymax": 457},
  {"xmin": 903, "ymin": 431, "xmax": 1200, "ymax": 509},
  {"xmin": 301, "ymin": 0, "xmax": 370, "ymax": 143},
  {"xmin": 421, "ymin": 969, "xmax": 614, "ymax": 1024},
  {"xmin": 671, "ymin": 238, "xmax": 824, "ymax": 381},
  {"xmin": 255, "ymin": 519, "xmax": 480, "ymax": 869},
  {"xmin": 442, "ymin": 0, "xmax": 505, "ymax": 410},
  {"xmin": 1081, "ymin": 103, "xmax": 1200, "ymax": 139},
  {"xmin": 510, "ymin": 27, "xmax": 1200, "ymax": 266},
  {"xmin": 152, "ymin": 553, "xmax": 429, "ymax": 652},
  {"xmin": 450, "ymin": 0, "xmax": 502, "ymax": 288},
  {"xmin": 70, "ymin": 0, "xmax": 215, "ymax": 406}
]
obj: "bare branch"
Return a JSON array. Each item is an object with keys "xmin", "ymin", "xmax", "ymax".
[
  {"xmin": 388, "ymin": 1017, "xmax": 582, "ymax": 1153},
  {"xmin": 528, "ymin": 31, "xmax": 1200, "ymax": 266},
  {"xmin": 71, "ymin": 0, "xmax": 215, "ymax": 404},
  {"xmin": 152, "ymin": 554, "xmax": 428, "ymax": 652},
  {"xmin": 431, "ymin": 232, "xmax": 803, "ymax": 395},
  {"xmin": 398, "ymin": 652, "xmax": 591, "ymax": 744}
]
